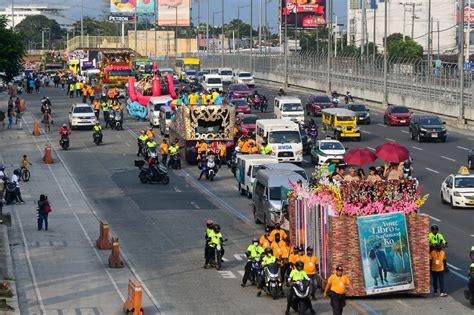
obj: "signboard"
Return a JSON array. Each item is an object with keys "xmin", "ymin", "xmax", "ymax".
[
  {"xmin": 110, "ymin": 0, "xmax": 156, "ymax": 14},
  {"xmin": 357, "ymin": 212, "xmax": 414, "ymax": 295},
  {"xmin": 281, "ymin": 0, "xmax": 326, "ymax": 28},
  {"xmin": 158, "ymin": 0, "xmax": 190, "ymax": 26},
  {"xmin": 465, "ymin": 5, "xmax": 474, "ymax": 27},
  {"xmin": 108, "ymin": 15, "xmax": 136, "ymax": 22},
  {"xmin": 465, "ymin": 62, "xmax": 473, "ymax": 72}
]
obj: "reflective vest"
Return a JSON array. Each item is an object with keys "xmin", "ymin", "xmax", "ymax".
[
  {"xmin": 247, "ymin": 244, "xmax": 264, "ymax": 261},
  {"xmin": 289, "ymin": 269, "xmax": 308, "ymax": 281},
  {"xmin": 93, "ymin": 125, "xmax": 102, "ymax": 132},
  {"xmin": 169, "ymin": 145, "xmax": 178, "ymax": 156},
  {"xmin": 138, "ymin": 134, "xmax": 148, "ymax": 142},
  {"xmin": 146, "ymin": 141, "xmax": 157, "ymax": 148},
  {"xmin": 102, "ymin": 103, "xmax": 110, "ymax": 112},
  {"xmin": 262, "ymin": 255, "xmax": 277, "ymax": 268},
  {"xmin": 429, "ymin": 232, "xmax": 446, "ymax": 245},
  {"xmin": 209, "ymin": 232, "xmax": 222, "ymax": 247},
  {"xmin": 261, "ymin": 144, "xmax": 272, "ymax": 155}
]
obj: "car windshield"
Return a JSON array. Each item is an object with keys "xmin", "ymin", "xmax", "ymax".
[
  {"xmin": 419, "ymin": 117, "xmax": 442, "ymax": 125},
  {"xmin": 295, "ymin": 171, "xmax": 308, "ymax": 180},
  {"xmin": 269, "ymin": 187, "xmax": 282, "ymax": 201},
  {"xmin": 220, "ymin": 70, "xmax": 232, "ymax": 75},
  {"xmin": 252, "ymin": 165, "xmax": 265, "ymax": 177},
  {"xmin": 231, "ymin": 85, "xmax": 249, "ymax": 91},
  {"xmin": 282, "ymin": 103, "xmax": 303, "ymax": 111},
  {"xmin": 231, "ymin": 99, "xmax": 247, "ymax": 106},
  {"xmin": 348, "ymin": 105, "xmax": 366, "ymax": 111},
  {"xmin": 239, "ymin": 73, "xmax": 251, "ymax": 77},
  {"xmin": 336, "ymin": 116, "xmax": 355, "ymax": 122},
  {"xmin": 392, "ymin": 106, "xmax": 409, "ymax": 113},
  {"xmin": 73, "ymin": 106, "xmax": 93, "ymax": 113},
  {"xmin": 242, "ymin": 116, "xmax": 258, "ymax": 124},
  {"xmin": 208, "ymin": 78, "xmax": 221, "ymax": 84},
  {"xmin": 268, "ymin": 131, "xmax": 301, "ymax": 144},
  {"xmin": 109, "ymin": 70, "xmax": 132, "ymax": 77},
  {"xmin": 201, "ymin": 69, "xmax": 210, "ymax": 74},
  {"xmin": 186, "ymin": 70, "xmax": 196, "ymax": 75},
  {"xmin": 454, "ymin": 177, "xmax": 474, "ymax": 188},
  {"xmin": 320, "ymin": 142, "xmax": 344, "ymax": 150},
  {"xmin": 314, "ymin": 96, "xmax": 331, "ymax": 103}
]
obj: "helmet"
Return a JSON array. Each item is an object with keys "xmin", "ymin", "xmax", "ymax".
[
  {"xmin": 140, "ymin": 130, "xmax": 145, "ymax": 134},
  {"xmin": 95, "ymin": 122, "xmax": 100, "ymax": 125},
  {"xmin": 295, "ymin": 260, "xmax": 304, "ymax": 270},
  {"xmin": 62, "ymin": 124, "xmax": 67, "ymax": 128},
  {"xmin": 252, "ymin": 237, "xmax": 259, "ymax": 243},
  {"xmin": 235, "ymin": 146, "xmax": 241, "ymax": 152},
  {"xmin": 213, "ymin": 224, "xmax": 221, "ymax": 232},
  {"xmin": 265, "ymin": 247, "xmax": 273, "ymax": 255},
  {"xmin": 431, "ymin": 224, "xmax": 439, "ymax": 231},
  {"xmin": 307, "ymin": 246, "xmax": 313, "ymax": 252},
  {"xmin": 206, "ymin": 220, "xmax": 214, "ymax": 227}
]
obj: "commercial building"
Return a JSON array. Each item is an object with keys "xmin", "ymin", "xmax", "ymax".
[{"xmin": 0, "ymin": 4, "xmax": 70, "ymax": 29}]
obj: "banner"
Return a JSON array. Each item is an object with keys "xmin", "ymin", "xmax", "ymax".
[
  {"xmin": 357, "ymin": 212, "xmax": 414, "ymax": 295},
  {"xmin": 111, "ymin": 0, "xmax": 156, "ymax": 14},
  {"xmin": 158, "ymin": 0, "xmax": 190, "ymax": 26},
  {"xmin": 281, "ymin": 0, "xmax": 326, "ymax": 28},
  {"xmin": 108, "ymin": 15, "xmax": 136, "ymax": 22}
]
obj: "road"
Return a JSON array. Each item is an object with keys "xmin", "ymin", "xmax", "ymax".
[{"xmin": 5, "ymin": 79, "xmax": 473, "ymax": 314}]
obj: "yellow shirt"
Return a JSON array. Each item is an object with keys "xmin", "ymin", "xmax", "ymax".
[
  {"xmin": 327, "ymin": 274, "xmax": 350, "ymax": 295},
  {"xmin": 22, "ymin": 159, "xmax": 30, "ymax": 168},
  {"xmin": 160, "ymin": 143, "xmax": 169, "ymax": 155},
  {"xmin": 303, "ymin": 255, "xmax": 319, "ymax": 275},
  {"xmin": 211, "ymin": 91, "xmax": 219, "ymax": 103},
  {"xmin": 271, "ymin": 241, "xmax": 287, "ymax": 260},
  {"xmin": 189, "ymin": 94, "xmax": 199, "ymax": 105},
  {"xmin": 270, "ymin": 229, "xmax": 288, "ymax": 243},
  {"xmin": 429, "ymin": 250, "xmax": 445, "ymax": 272},
  {"xmin": 259, "ymin": 234, "xmax": 272, "ymax": 249}
]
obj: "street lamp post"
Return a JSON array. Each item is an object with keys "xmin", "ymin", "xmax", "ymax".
[
  {"xmin": 175, "ymin": 5, "xmax": 178, "ymax": 57},
  {"xmin": 458, "ymin": 0, "xmax": 466, "ymax": 122},
  {"xmin": 11, "ymin": 0, "xmax": 14, "ymax": 29},
  {"xmin": 221, "ymin": 0, "xmax": 224, "ymax": 67},
  {"xmin": 81, "ymin": 0, "xmax": 84, "ymax": 47},
  {"xmin": 327, "ymin": 0, "xmax": 333, "ymax": 92},
  {"xmin": 250, "ymin": 0, "xmax": 253, "ymax": 72},
  {"xmin": 383, "ymin": 0, "xmax": 389, "ymax": 105}
]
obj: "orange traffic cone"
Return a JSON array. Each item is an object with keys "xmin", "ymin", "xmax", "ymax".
[
  {"xmin": 43, "ymin": 144, "xmax": 53, "ymax": 164},
  {"xmin": 33, "ymin": 120, "xmax": 40, "ymax": 136}
]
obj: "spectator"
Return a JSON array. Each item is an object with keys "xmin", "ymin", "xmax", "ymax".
[
  {"xmin": 367, "ymin": 166, "xmax": 382, "ymax": 183},
  {"xmin": 357, "ymin": 168, "xmax": 366, "ymax": 180},
  {"xmin": 7, "ymin": 104, "xmax": 14, "ymax": 129},
  {"xmin": 344, "ymin": 168, "xmax": 360, "ymax": 182},
  {"xmin": 332, "ymin": 166, "xmax": 345, "ymax": 182},
  {"xmin": 429, "ymin": 242, "xmax": 447, "ymax": 297},
  {"xmin": 37, "ymin": 194, "xmax": 51, "ymax": 231},
  {"xmin": 383, "ymin": 163, "xmax": 403, "ymax": 180},
  {"xmin": 11, "ymin": 169, "xmax": 24, "ymax": 203}
]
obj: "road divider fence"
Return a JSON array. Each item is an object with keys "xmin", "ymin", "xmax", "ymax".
[
  {"xmin": 108, "ymin": 237, "xmax": 124, "ymax": 268},
  {"xmin": 96, "ymin": 220, "xmax": 113, "ymax": 250},
  {"xmin": 123, "ymin": 277, "xmax": 143, "ymax": 315}
]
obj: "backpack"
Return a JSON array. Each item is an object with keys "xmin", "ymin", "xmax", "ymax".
[{"xmin": 43, "ymin": 201, "xmax": 52, "ymax": 214}]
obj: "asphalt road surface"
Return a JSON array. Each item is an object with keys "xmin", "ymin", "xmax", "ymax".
[{"xmin": 11, "ymin": 79, "xmax": 474, "ymax": 314}]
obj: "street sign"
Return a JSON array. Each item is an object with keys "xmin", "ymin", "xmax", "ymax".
[{"xmin": 465, "ymin": 62, "xmax": 472, "ymax": 72}]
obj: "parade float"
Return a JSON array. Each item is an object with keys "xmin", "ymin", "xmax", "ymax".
[
  {"xmin": 169, "ymin": 104, "xmax": 235, "ymax": 163},
  {"xmin": 98, "ymin": 51, "xmax": 133, "ymax": 91},
  {"xmin": 284, "ymin": 144, "xmax": 431, "ymax": 296},
  {"xmin": 41, "ymin": 50, "xmax": 66, "ymax": 75}
]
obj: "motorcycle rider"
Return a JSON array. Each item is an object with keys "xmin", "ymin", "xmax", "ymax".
[
  {"xmin": 260, "ymin": 140, "xmax": 272, "ymax": 155},
  {"xmin": 145, "ymin": 137, "xmax": 157, "ymax": 160},
  {"xmin": 198, "ymin": 150, "xmax": 216, "ymax": 180},
  {"xmin": 204, "ymin": 220, "xmax": 215, "ymax": 262},
  {"xmin": 59, "ymin": 124, "xmax": 71, "ymax": 145},
  {"xmin": 344, "ymin": 91, "xmax": 354, "ymax": 104},
  {"xmin": 204, "ymin": 224, "xmax": 225, "ymax": 269},
  {"xmin": 257, "ymin": 247, "xmax": 278, "ymax": 297},
  {"xmin": 241, "ymin": 237, "xmax": 264, "ymax": 287},
  {"xmin": 137, "ymin": 130, "xmax": 149, "ymax": 157},
  {"xmin": 467, "ymin": 246, "xmax": 474, "ymax": 304},
  {"xmin": 92, "ymin": 122, "xmax": 103, "ymax": 142},
  {"xmin": 278, "ymin": 87, "xmax": 286, "ymax": 96},
  {"xmin": 285, "ymin": 261, "xmax": 315, "ymax": 315},
  {"xmin": 429, "ymin": 224, "xmax": 447, "ymax": 251}
]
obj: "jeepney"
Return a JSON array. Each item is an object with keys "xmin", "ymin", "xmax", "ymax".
[{"xmin": 321, "ymin": 108, "xmax": 361, "ymax": 141}]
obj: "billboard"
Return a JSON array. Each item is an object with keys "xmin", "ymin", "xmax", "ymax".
[
  {"xmin": 357, "ymin": 212, "xmax": 414, "ymax": 295},
  {"xmin": 158, "ymin": 0, "xmax": 190, "ymax": 26},
  {"xmin": 110, "ymin": 0, "xmax": 156, "ymax": 15},
  {"xmin": 281, "ymin": 0, "xmax": 326, "ymax": 28}
]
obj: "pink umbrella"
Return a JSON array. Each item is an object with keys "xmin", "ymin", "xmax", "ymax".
[
  {"xmin": 375, "ymin": 142, "xmax": 409, "ymax": 163},
  {"xmin": 343, "ymin": 148, "xmax": 377, "ymax": 166}
]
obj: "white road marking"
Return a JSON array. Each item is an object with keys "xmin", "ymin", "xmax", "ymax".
[
  {"xmin": 469, "ymin": 138, "xmax": 474, "ymax": 141},
  {"xmin": 190, "ymin": 201, "xmax": 201, "ymax": 209},
  {"xmin": 396, "ymin": 299, "xmax": 410, "ymax": 308},
  {"xmin": 377, "ymin": 123, "xmax": 387, "ymax": 128},
  {"xmin": 367, "ymin": 147, "xmax": 375, "ymax": 151},
  {"xmin": 457, "ymin": 146, "xmax": 469, "ymax": 151},
  {"xmin": 174, "ymin": 186, "xmax": 182, "ymax": 193},
  {"xmin": 441, "ymin": 156, "xmax": 456, "ymax": 162},
  {"xmin": 237, "ymin": 270, "xmax": 245, "ymax": 277},
  {"xmin": 234, "ymin": 254, "xmax": 246, "ymax": 261},
  {"xmin": 425, "ymin": 167, "xmax": 439, "ymax": 174},
  {"xmin": 362, "ymin": 130, "xmax": 372, "ymax": 134},
  {"xmin": 450, "ymin": 269, "xmax": 469, "ymax": 281},
  {"xmin": 371, "ymin": 112, "xmax": 379, "ymax": 116},
  {"xmin": 411, "ymin": 146, "xmax": 423, "ymax": 151},
  {"xmin": 303, "ymin": 159, "xmax": 310, "ymax": 163},
  {"xmin": 470, "ymin": 234, "xmax": 474, "ymax": 237},
  {"xmin": 218, "ymin": 271, "xmax": 236, "ymax": 279},
  {"xmin": 447, "ymin": 263, "xmax": 461, "ymax": 271},
  {"xmin": 400, "ymin": 130, "xmax": 409, "ymax": 134},
  {"xmin": 222, "ymin": 257, "xmax": 229, "ymax": 262},
  {"xmin": 386, "ymin": 138, "xmax": 395, "ymax": 142},
  {"xmin": 427, "ymin": 215, "xmax": 441, "ymax": 222},
  {"xmin": 125, "ymin": 142, "xmax": 131, "ymax": 147}
]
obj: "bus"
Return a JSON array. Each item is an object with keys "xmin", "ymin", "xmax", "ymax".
[{"xmin": 175, "ymin": 57, "xmax": 200, "ymax": 80}]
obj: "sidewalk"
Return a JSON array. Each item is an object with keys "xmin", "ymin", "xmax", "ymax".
[{"xmin": 1, "ymin": 109, "xmax": 157, "ymax": 314}]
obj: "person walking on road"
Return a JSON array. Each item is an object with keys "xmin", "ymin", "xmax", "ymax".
[
  {"xmin": 69, "ymin": 82, "xmax": 75, "ymax": 98},
  {"xmin": 324, "ymin": 265, "xmax": 354, "ymax": 315},
  {"xmin": 75, "ymin": 81, "xmax": 81, "ymax": 97},
  {"xmin": 37, "ymin": 194, "xmax": 52, "ymax": 231},
  {"xmin": 7, "ymin": 103, "xmax": 14, "ymax": 129},
  {"xmin": 430, "ymin": 242, "xmax": 448, "ymax": 297}
]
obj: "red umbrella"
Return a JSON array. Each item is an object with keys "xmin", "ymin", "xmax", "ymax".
[
  {"xmin": 375, "ymin": 142, "xmax": 409, "ymax": 163},
  {"xmin": 343, "ymin": 148, "xmax": 377, "ymax": 166}
]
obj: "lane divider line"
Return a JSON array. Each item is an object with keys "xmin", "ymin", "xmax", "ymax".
[
  {"xmin": 427, "ymin": 215, "xmax": 442, "ymax": 222},
  {"xmin": 400, "ymin": 130, "xmax": 409, "ymax": 134},
  {"xmin": 449, "ymin": 269, "xmax": 469, "ymax": 281},
  {"xmin": 441, "ymin": 156, "xmax": 456, "ymax": 162},
  {"xmin": 377, "ymin": 123, "xmax": 387, "ymax": 128},
  {"xmin": 457, "ymin": 146, "xmax": 469, "ymax": 151},
  {"xmin": 447, "ymin": 263, "xmax": 461, "ymax": 271},
  {"xmin": 362, "ymin": 130, "xmax": 372, "ymax": 134},
  {"xmin": 411, "ymin": 146, "xmax": 423, "ymax": 151},
  {"xmin": 425, "ymin": 168, "xmax": 440, "ymax": 174},
  {"xmin": 386, "ymin": 138, "xmax": 395, "ymax": 142}
]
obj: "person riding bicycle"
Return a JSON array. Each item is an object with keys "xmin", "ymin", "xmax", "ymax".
[
  {"xmin": 21, "ymin": 155, "xmax": 31, "ymax": 169},
  {"xmin": 204, "ymin": 224, "xmax": 225, "ymax": 269},
  {"xmin": 285, "ymin": 260, "xmax": 315, "ymax": 315}
]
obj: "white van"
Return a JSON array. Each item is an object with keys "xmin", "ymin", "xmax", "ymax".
[
  {"xmin": 159, "ymin": 105, "xmax": 173, "ymax": 136},
  {"xmin": 235, "ymin": 154, "xmax": 279, "ymax": 198},
  {"xmin": 148, "ymin": 96, "xmax": 173, "ymax": 127},
  {"xmin": 262, "ymin": 163, "xmax": 308, "ymax": 181},
  {"xmin": 202, "ymin": 74, "xmax": 223, "ymax": 91},
  {"xmin": 256, "ymin": 119, "xmax": 303, "ymax": 163},
  {"xmin": 274, "ymin": 96, "xmax": 305, "ymax": 123},
  {"xmin": 218, "ymin": 68, "xmax": 234, "ymax": 84}
]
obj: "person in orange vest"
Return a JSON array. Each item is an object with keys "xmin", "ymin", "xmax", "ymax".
[
  {"xmin": 289, "ymin": 245, "xmax": 304, "ymax": 269},
  {"xmin": 248, "ymin": 139, "xmax": 258, "ymax": 154},
  {"xmin": 241, "ymin": 138, "xmax": 252, "ymax": 154},
  {"xmin": 81, "ymin": 84, "xmax": 88, "ymax": 103},
  {"xmin": 195, "ymin": 140, "xmax": 208, "ymax": 161},
  {"xmin": 259, "ymin": 226, "xmax": 272, "ymax": 249},
  {"xmin": 217, "ymin": 141, "xmax": 227, "ymax": 168},
  {"xmin": 88, "ymin": 86, "xmax": 95, "ymax": 103},
  {"xmin": 271, "ymin": 232, "xmax": 287, "ymax": 260},
  {"xmin": 160, "ymin": 139, "xmax": 169, "ymax": 166},
  {"xmin": 269, "ymin": 222, "xmax": 288, "ymax": 243},
  {"xmin": 93, "ymin": 99, "xmax": 101, "ymax": 120},
  {"xmin": 146, "ymin": 127, "xmax": 155, "ymax": 139},
  {"xmin": 303, "ymin": 246, "xmax": 319, "ymax": 300},
  {"xmin": 280, "ymin": 237, "xmax": 292, "ymax": 285}
]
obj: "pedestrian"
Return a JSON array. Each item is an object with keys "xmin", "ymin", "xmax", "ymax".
[
  {"xmin": 303, "ymin": 246, "xmax": 319, "ymax": 300},
  {"xmin": 69, "ymin": 82, "xmax": 75, "ymax": 98},
  {"xmin": 93, "ymin": 99, "xmax": 101, "ymax": 120},
  {"xmin": 16, "ymin": 101, "xmax": 24, "ymax": 130},
  {"xmin": 34, "ymin": 78, "xmax": 40, "ymax": 93},
  {"xmin": 7, "ymin": 104, "xmax": 14, "ymax": 129},
  {"xmin": 8, "ymin": 96, "xmax": 13, "ymax": 109},
  {"xmin": 160, "ymin": 139, "xmax": 169, "ymax": 166},
  {"xmin": 60, "ymin": 76, "xmax": 66, "ymax": 90},
  {"xmin": 324, "ymin": 265, "xmax": 354, "ymax": 315},
  {"xmin": 429, "ymin": 242, "xmax": 447, "ymax": 297},
  {"xmin": 75, "ymin": 80, "xmax": 81, "ymax": 97},
  {"xmin": 217, "ymin": 141, "xmax": 227, "ymax": 168},
  {"xmin": 37, "ymin": 194, "xmax": 52, "ymax": 231}
]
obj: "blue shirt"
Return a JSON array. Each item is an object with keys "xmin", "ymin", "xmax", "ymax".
[{"xmin": 215, "ymin": 96, "xmax": 223, "ymax": 105}]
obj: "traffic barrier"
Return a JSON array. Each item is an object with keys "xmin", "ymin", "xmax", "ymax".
[
  {"xmin": 122, "ymin": 277, "xmax": 143, "ymax": 315},
  {"xmin": 33, "ymin": 120, "xmax": 40, "ymax": 136},
  {"xmin": 96, "ymin": 220, "xmax": 113, "ymax": 250},
  {"xmin": 108, "ymin": 237, "xmax": 124, "ymax": 268},
  {"xmin": 43, "ymin": 144, "xmax": 53, "ymax": 164}
]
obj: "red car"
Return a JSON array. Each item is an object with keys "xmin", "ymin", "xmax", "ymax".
[
  {"xmin": 237, "ymin": 114, "xmax": 258, "ymax": 134},
  {"xmin": 306, "ymin": 95, "xmax": 334, "ymax": 116},
  {"xmin": 384, "ymin": 105, "xmax": 412, "ymax": 126},
  {"xmin": 227, "ymin": 83, "xmax": 251, "ymax": 98},
  {"xmin": 231, "ymin": 98, "xmax": 251, "ymax": 114}
]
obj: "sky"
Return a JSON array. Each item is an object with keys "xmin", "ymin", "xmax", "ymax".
[{"xmin": 1, "ymin": 0, "xmax": 347, "ymax": 31}]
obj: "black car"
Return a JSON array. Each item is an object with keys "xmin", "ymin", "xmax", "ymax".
[
  {"xmin": 408, "ymin": 115, "xmax": 447, "ymax": 142},
  {"xmin": 468, "ymin": 149, "xmax": 474, "ymax": 169},
  {"xmin": 345, "ymin": 104, "xmax": 370, "ymax": 124}
]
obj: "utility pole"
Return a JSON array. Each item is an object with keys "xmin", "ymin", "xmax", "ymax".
[
  {"xmin": 259, "ymin": 0, "xmax": 262, "ymax": 53},
  {"xmin": 154, "ymin": 0, "xmax": 157, "ymax": 57},
  {"xmin": 206, "ymin": 0, "xmax": 209, "ymax": 53},
  {"xmin": 467, "ymin": 0, "xmax": 471, "ymax": 62},
  {"xmin": 383, "ymin": 0, "xmax": 389, "ymax": 105},
  {"xmin": 250, "ymin": 0, "xmax": 253, "ymax": 72},
  {"xmin": 411, "ymin": 3, "xmax": 415, "ymax": 38},
  {"xmin": 427, "ymin": 0, "xmax": 432, "ymax": 78},
  {"xmin": 373, "ymin": 6, "xmax": 377, "ymax": 64},
  {"xmin": 437, "ymin": 19, "xmax": 440, "ymax": 57},
  {"xmin": 295, "ymin": 3, "xmax": 298, "ymax": 52},
  {"xmin": 459, "ymin": 0, "xmax": 466, "ymax": 122},
  {"xmin": 327, "ymin": 0, "xmax": 333, "ymax": 92},
  {"xmin": 134, "ymin": 3, "xmax": 138, "ymax": 52},
  {"xmin": 402, "ymin": 4, "xmax": 406, "ymax": 40},
  {"xmin": 221, "ymin": 0, "xmax": 224, "ymax": 67},
  {"xmin": 175, "ymin": 5, "xmax": 178, "ymax": 57},
  {"xmin": 284, "ymin": 9, "xmax": 288, "ymax": 87},
  {"xmin": 361, "ymin": 0, "xmax": 366, "ymax": 58},
  {"xmin": 11, "ymin": 0, "xmax": 14, "ymax": 29},
  {"xmin": 81, "ymin": 0, "xmax": 84, "ymax": 47},
  {"xmin": 265, "ymin": 0, "xmax": 269, "ymax": 53}
]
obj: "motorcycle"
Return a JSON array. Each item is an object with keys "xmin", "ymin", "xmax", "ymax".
[
  {"xmin": 112, "ymin": 111, "xmax": 123, "ymax": 130},
  {"xmin": 135, "ymin": 159, "xmax": 170, "ymax": 185},
  {"xmin": 4, "ymin": 181, "xmax": 17, "ymax": 205},
  {"xmin": 464, "ymin": 247, "xmax": 474, "ymax": 305},
  {"xmin": 93, "ymin": 131, "xmax": 103, "ymax": 146},
  {"xmin": 288, "ymin": 280, "xmax": 312, "ymax": 315},
  {"xmin": 249, "ymin": 256, "xmax": 264, "ymax": 286},
  {"xmin": 306, "ymin": 124, "xmax": 318, "ymax": 145},
  {"xmin": 205, "ymin": 158, "xmax": 217, "ymax": 181},
  {"xmin": 60, "ymin": 134, "xmax": 70, "ymax": 150},
  {"xmin": 251, "ymin": 95, "xmax": 262, "ymax": 110},
  {"xmin": 209, "ymin": 239, "xmax": 227, "ymax": 270},
  {"xmin": 260, "ymin": 97, "xmax": 268, "ymax": 113},
  {"xmin": 331, "ymin": 91, "xmax": 339, "ymax": 106},
  {"xmin": 228, "ymin": 147, "xmax": 240, "ymax": 173},
  {"xmin": 169, "ymin": 153, "xmax": 181, "ymax": 170},
  {"xmin": 278, "ymin": 88, "xmax": 286, "ymax": 96},
  {"xmin": 263, "ymin": 263, "xmax": 283, "ymax": 299}
]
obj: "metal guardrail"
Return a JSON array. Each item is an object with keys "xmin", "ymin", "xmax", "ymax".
[
  {"xmin": 67, "ymin": 36, "xmax": 128, "ymax": 51},
  {"xmin": 187, "ymin": 51, "xmax": 473, "ymax": 110}
]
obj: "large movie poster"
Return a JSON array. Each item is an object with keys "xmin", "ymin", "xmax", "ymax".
[
  {"xmin": 281, "ymin": 0, "xmax": 326, "ymax": 28},
  {"xmin": 111, "ymin": 0, "xmax": 156, "ymax": 14},
  {"xmin": 357, "ymin": 212, "xmax": 414, "ymax": 295},
  {"xmin": 158, "ymin": 0, "xmax": 190, "ymax": 26}
]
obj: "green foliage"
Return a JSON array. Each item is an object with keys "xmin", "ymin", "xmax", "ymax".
[
  {"xmin": 0, "ymin": 17, "xmax": 26, "ymax": 81},
  {"xmin": 16, "ymin": 15, "xmax": 64, "ymax": 48},
  {"xmin": 385, "ymin": 33, "xmax": 423, "ymax": 59}
]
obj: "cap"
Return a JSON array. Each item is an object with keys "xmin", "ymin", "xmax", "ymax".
[{"xmin": 336, "ymin": 265, "xmax": 343, "ymax": 271}]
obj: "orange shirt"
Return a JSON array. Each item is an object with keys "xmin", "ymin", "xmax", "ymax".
[
  {"xmin": 269, "ymin": 228, "xmax": 288, "ymax": 243},
  {"xmin": 197, "ymin": 142, "xmax": 207, "ymax": 153},
  {"xmin": 160, "ymin": 143, "xmax": 169, "ymax": 155},
  {"xmin": 429, "ymin": 250, "xmax": 445, "ymax": 272},
  {"xmin": 271, "ymin": 241, "xmax": 288, "ymax": 260},
  {"xmin": 259, "ymin": 234, "xmax": 272, "ymax": 249},
  {"xmin": 219, "ymin": 144, "xmax": 227, "ymax": 157},
  {"xmin": 327, "ymin": 274, "xmax": 350, "ymax": 294},
  {"xmin": 289, "ymin": 253, "xmax": 304, "ymax": 266},
  {"xmin": 146, "ymin": 130, "xmax": 155, "ymax": 139},
  {"xmin": 303, "ymin": 255, "xmax": 319, "ymax": 275},
  {"xmin": 94, "ymin": 101, "xmax": 101, "ymax": 110},
  {"xmin": 241, "ymin": 141, "xmax": 251, "ymax": 153}
]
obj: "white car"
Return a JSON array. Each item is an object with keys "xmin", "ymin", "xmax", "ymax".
[
  {"xmin": 68, "ymin": 103, "xmax": 97, "ymax": 129},
  {"xmin": 233, "ymin": 71, "xmax": 255, "ymax": 87},
  {"xmin": 440, "ymin": 173, "xmax": 474, "ymax": 208},
  {"xmin": 218, "ymin": 68, "xmax": 234, "ymax": 84},
  {"xmin": 310, "ymin": 139, "xmax": 346, "ymax": 166}
]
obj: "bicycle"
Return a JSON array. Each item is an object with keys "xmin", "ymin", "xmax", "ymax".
[{"xmin": 17, "ymin": 167, "xmax": 30, "ymax": 182}]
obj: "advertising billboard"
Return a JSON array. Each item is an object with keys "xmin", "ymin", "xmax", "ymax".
[
  {"xmin": 110, "ymin": 0, "xmax": 156, "ymax": 14},
  {"xmin": 357, "ymin": 212, "xmax": 414, "ymax": 295},
  {"xmin": 281, "ymin": 0, "xmax": 326, "ymax": 28},
  {"xmin": 158, "ymin": 0, "xmax": 190, "ymax": 26}
]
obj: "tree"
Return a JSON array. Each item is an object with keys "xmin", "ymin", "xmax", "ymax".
[
  {"xmin": 0, "ymin": 17, "xmax": 26, "ymax": 81},
  {"xmin": 16, "ymin": 15, "xmax": 64, "ymax": 48},
  {"xmin": 388, "ymin": 39, "xmax": 423, "ymax": 59}
]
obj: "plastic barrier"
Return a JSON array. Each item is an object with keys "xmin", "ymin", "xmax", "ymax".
[
  {"xmin": 166, "ymin": 74, "xmax": 177, "ymax": 99},
  {"xmin": 128, "ymin": 77, "xmax": 138, "ymax": 102},
  {"xmin": 33, "ymin": 120, "xmax": 40, "ymax": 136},
  {"xmin": 96, "ymin": 220, "xmax": 112, "ymax": 250},
  {"xmin": 152, "ymin": 79, "xmax": 161, "ymax": 96},
  {"xmin": 108, "ymin": 237, "xmax": 124, "ymax": 268},
  {"xmin": 122, "ymin": 277, "xmax": 143, "ymax": 315},
  {"xmin": 43, "ymin": 144, "xmax": 53, "ymax": 164},
  {"xmin": 127, "ymin": 99, "xmax": 148, "ymax": 120}
]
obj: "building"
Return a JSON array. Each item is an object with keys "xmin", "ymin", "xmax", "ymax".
[
  {"xmin": 347, "ymin": 0, "xmax": 459, "ymax": 54},
  {"xmin": 0, "ymin": 4, "xmax": 70, "ymax": 29}
]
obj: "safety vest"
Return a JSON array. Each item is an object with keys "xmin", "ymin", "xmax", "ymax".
[
  {"xmin": 261, "ymin": 144, "xmax": 272, "ymax": 155},
  {"xmin": 70, "ymin": 83, "xmax": 75, "ymax": 90},
  {"xmin": 206, "ymin": 228, "xmax": 214, "ymax": 239},
  {"xmin": 93, "ymin": 125, "xmax": 102, "ymax": 132},
  {"xmin": 102, "ymin": 103, "xmax": 110, "ymax": 112},
  {"xmin": 138, "ymin": 134, "xmax": 148, "ymax": 142},
  {"xmin": 209, "ymin": 232, "xmax": 222, "ymax": 247},
  {"xmin": 247, "ymin": 244, "xmax": 264, "ymax": 261},
  {"xmin": 429, "ymin": 232, "xmax": 446, "ymax": 245},
  {"xmin": 262, "ymin": 255, "xmax": 277, "ymax": 268},
  {"xmin": 75, "ymin": 82, "xmax": 81, "ymax": 90},
  {"xmin": 169, "ymin": 145, "xmax": 178, "ymax": 156},
  {"xmin": 146, "ymin": 141, "xmax": 157, "ymax": 148},
  {"xmin": 289, "ymin": 269, "xmax": 308, "ymax": 281}
]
